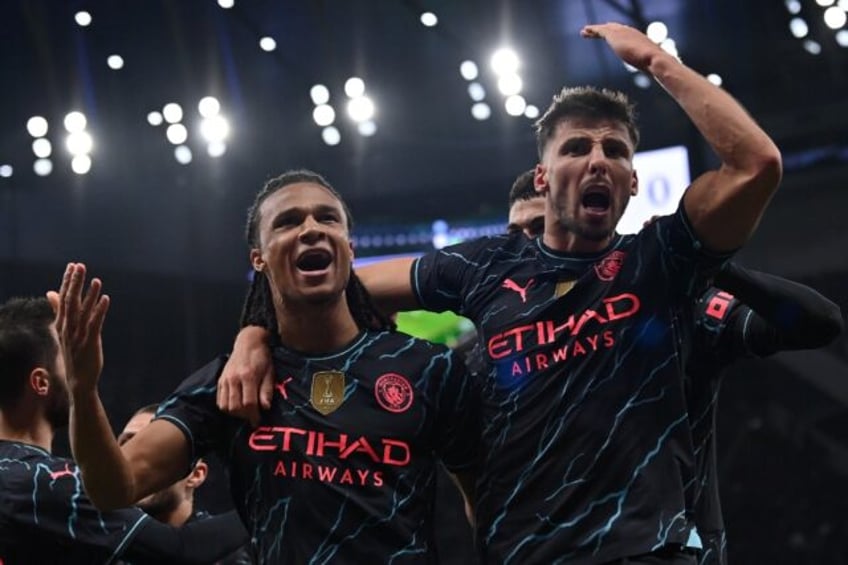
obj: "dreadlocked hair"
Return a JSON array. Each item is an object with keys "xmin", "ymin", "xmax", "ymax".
[{"xmin": 239, "ymin": 169, "xmax": 394, "ymax": 333}]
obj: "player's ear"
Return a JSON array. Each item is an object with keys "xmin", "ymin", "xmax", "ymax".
[
  {"xmin": 250, "ymin": 248, "xmax": 265, "ymax": 272},
  {"xmin": 185, "ymin": 459, "xmax": 208, "ymax": 488},
  {"xmin": 630, "ymin": 169, "xmax": 638, "ymax": 197},
  {"xmin": 29, "ymin": 367, "xmax": 50, "ymax": 397},
  {"xmin": 534, "ymin": 164, "xmax": 548, "ymax": 195}
]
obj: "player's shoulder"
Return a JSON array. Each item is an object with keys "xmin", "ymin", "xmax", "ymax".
[{"xmin": 371, "ymin": 329, "xmax": 454, "ymax": 356}]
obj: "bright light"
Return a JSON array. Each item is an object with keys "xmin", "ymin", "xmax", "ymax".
[
  {"xmin": 147, "ymin": 111, "xmax": 164, "ymax": 126},
  {"xmin": 0, "ymin": 165, "xmax": 13, "ymax": 178},
  {"xmin": 790, "ymin": 17, "xmax": 809, "ymax": 38},
  {"xmin": 839, "ymin": 0, "xmax": 848, "ymax": 10},
  {"xmin": 357, "ymin": 120, "xmax": 377, "ymax": 136},
  {"xmin": 623, "ymin": 62, "xmax": 639, "ymax": 73},
  {"xmin": 75, "ymin": 11, "xmax": 92, "ymax": 26},
  {"xmin": 497, "ymin": 73, "xmax": 523, "ymax": 96},
  {"xmin": 468, "ymin": 82, "xmax": 486, "ymax": 101},
  {"xmin": 313, "ymin": 104, "xmax": 336, "ymax": 126},
  {"xmin": 524, "ymin": 105, "xmax": 539, "ymax": 119},
  {"xmin": 504, "ymin": 95, "xmax": 526, "ymax": 116},
  {"xmin": 815, "ymin": 0, "xmax": 835, "ymax": 6},
  {"xmin": 34, "ymin": 159, "xmax": 53, "ymax": 176},
  {"xmin": 259, "ymin": 37, "xmax": 276, "ymax": 52},
  {"xmin": 107, "ymin": 55, "xmax": 124, "ymax": 70},
  {"xmin": 646, "ymin": 21, "xmax": 668, "ymax": 43},
  {"xmin": 166, "ymin": 123, "xmax": 188, "ymax": 145},
  {"xmin": 27, "ymin": 116, "xmax": 48, "ymax": 137},
  {"xmin": 707, "ymin": 73, "xmax": 723, "ymax": 86},
  {"xmin": 785, "ymin": 0, "xmax": 802, "ymax": 13},
  {"xmin": 490, "ymin": 48, "xmax": 519, "ymax": 75},
  {"xmin": 803, "ymin": 39, "xmax": 822, "ymax": 54},
  {"xmin": 460, "ymin": 60, "xmax": 478, "ymax": 81},
  {"xmin": 659, "ymin": 38, "xmax": 678, "ymax": 57},
  {"xmin": 66, "ymin": 131, "xmax": 93, "ymax": 155},
  {"xmin": 471, "ymin": 102, "xmax": 491, "ymax": 121},
  {"xmin": 836, "ymin": 29, "xmax": 848, "ymax": 46},
  {"xmin": 634, "ymin": 74, "xmax": 652, "ymax": 89},
  {"xmin": 175, "ymin": 145, "xmax": 192, "ymax": 164},
  {"xmin": 198, "ymin": 96, "xmax": 221, "ymax": 117},
  {"xmin": 344, "ymin": 77, "xmax": 365, "ymax": 98},
  {"xmin": 64, "ymin": 111, "xmax": 87, "ymax": 133},
  {"xmin": 207, "ymin": 141, "xmax": 227, "ymax": 157},
  {"xmin": 420, "ymin": 12, "xmax": 438, "ymax": 27},
  {"xmin": 162, "ymin": 103, "xmax": 183, "ymax": 124},
  {"xmin": 824, "ymin": 6, "xmax": 847, "ymax": 29},
  {"xmin": 218, "ymin": 0, "xmax": 234, "ymax": 7},
  {"xmin": 71, "ymin": 154, "xmax": 92, "ymax": 175},
  {"xmin": 322, "ymin": 126, "xmax": 341, "ymax": 146},
  {"xmin": 347, "ymin": 96, "xmax": 375, "ymax": 122},
  {"xmin": 199, "ymin": 115, "xmax": 230, "ymax": 142},
  {"xmin": 32, "ymin": 138, "xmax": 52, "ymax": 158},
  {"xmin": 310, "ymin": 84, "xmax": 330, "ymax": 105}
]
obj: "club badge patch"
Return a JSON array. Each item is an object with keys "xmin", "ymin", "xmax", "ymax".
[
  {"xmin": 594, "ymin": 250, "xmax": 626, "ymax": 282},
  {"xmin": 310, "ymin": 370, "xmax": 346, "ymax": 415},
  {"xmin": 374, "ymin": 373, "xmax": 414, "ymax": 413}
]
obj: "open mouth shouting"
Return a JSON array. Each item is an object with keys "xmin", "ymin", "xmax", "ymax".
[
  {"xmin": 581, "ymin": 185, "xmax": 611, "ymax": 217},
  {"xmin": 295, "ymin": 248, "xmax": 334, "ymax": 277}
]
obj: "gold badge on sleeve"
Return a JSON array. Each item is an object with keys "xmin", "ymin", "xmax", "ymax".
[{"xmin": 310, "ymin": 370, "xmax": 346, "ymax": 415}]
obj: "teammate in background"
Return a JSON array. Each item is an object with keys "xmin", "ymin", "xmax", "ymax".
[
  {"xmin": 59, "ymin": 170, "xmax": 480, "ymax": 563},
  {"xmin": 0, "ymin": 297, "xmax": 248, "ymax": 564},
  {"xmin": 219, "ymin": 23, "xmax": 783, "ymax": 564},
  {"xmin": 119, "ymin": 404, "xmax": 209, "ymax": 526},
  {"xmin": 505, "ymin": 168, "xmax": 545, "ymax": 239},
  {"xmin": 118, "ymin": 405, "xmax": 255, "ymax": 564}
]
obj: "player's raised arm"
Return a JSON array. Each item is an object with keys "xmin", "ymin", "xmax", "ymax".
[
  {"xmin": 58, "ymin": 263, "xmax": 190, "ymax": 510},
  {"xmin": 583, "ymin": 23, "xmax": 782, "ymax": 252}
]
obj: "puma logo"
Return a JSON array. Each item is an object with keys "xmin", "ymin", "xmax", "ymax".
[
  {"xmin": 49, "ymin": 463, "xmax": 74, "ymax": 481},
  {"xmin": 275, "ymin": 377, "xmax": 293, "ymax": 400},
  {"xmin": 502, "ymin": 278, "xmax": 534, "ymax": 303}
]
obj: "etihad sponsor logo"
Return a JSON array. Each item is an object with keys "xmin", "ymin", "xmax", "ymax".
[
  {"xmin": 311, "ymin": 370, "xmax": 345, "ymax": 415},
  {"xmin": 487, "ymin": 292, "xmax": 641, "ymax": 359},
  {"xmin": 374, "ymin": 373, "xmax": 414, "ymax": 413},
  {"xmin": 502, "ymin": 277, "xmax": 535, "ymax": 303},
  {"xmin": 248, "ymin": 426, "xmax": 411, "ymax": 467},
  {"xmin": 271, "ymin": 459, "xmax": 384, "ymax": 487},
  {"xmin": 594, "ymin": 250, "xmax": 626, "ymax": 281},
  {"xmin": 49, "ymin": 463, "xmax": 74, "ymax": 481}
]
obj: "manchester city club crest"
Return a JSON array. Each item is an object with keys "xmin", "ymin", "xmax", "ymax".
[{"xmin": 310, "ymin": 370, "xmax": 346, "ymax": 415}]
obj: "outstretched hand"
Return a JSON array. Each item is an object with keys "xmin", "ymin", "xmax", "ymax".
[
  {"xmin": 581, "ymin": 22, "xmax": 668, "ymax": 72},
  {"xmin": 55, "ymin": 263, "xmax": 110, "ymax": 395}
]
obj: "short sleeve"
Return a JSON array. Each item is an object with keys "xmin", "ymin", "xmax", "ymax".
[{"xmin": 154, "ymin": 356, "xmax": 230, "ymax": 464}]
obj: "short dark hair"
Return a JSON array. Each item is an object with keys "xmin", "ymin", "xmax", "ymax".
[
  {"xmin": 240, "ymin": 169, "xmax": 394, "ymax": 333},
  {"xmin": 133, "ymin": 403, "xmax": 160, "ymax": 417},
  {"xmin": 0, "ymin": 297, "xmax": 57, "ymax": 409},
  {"xmin": 508, "ymin": 169, "xmax": 538, "ymax": 208},
  {"xmin": 534, "ymin": 86, "xmax": 639, "ymax": 159}
]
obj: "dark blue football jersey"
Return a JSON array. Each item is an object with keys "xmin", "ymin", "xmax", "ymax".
[
  {"xmin": 412, "ymin": 205, "xmax": 730, "ymax": 564},
  {"xmin": 157, "ymin": 330, "xmax": 479, "ymax": 564},
  {"xmin": 0, "ymin": 440, "xmax": 149, "ymax": 564},
  {"xmin": 686, "ymin": 288, "xmax": 754, "ymax": 565}
]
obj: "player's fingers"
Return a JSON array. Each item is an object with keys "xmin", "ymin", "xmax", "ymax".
[
  {"xmin": 89, "ymin": 294, "xmax": 110, "ymax": 339},
  {"xmin": 259, "ymin": 366, "xmax": 274, "ymax": 410}
]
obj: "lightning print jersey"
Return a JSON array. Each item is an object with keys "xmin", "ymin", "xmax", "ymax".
[
  {"xmin": 0, "ymin": 440, "xmax": 149, "ymax": 564},
  {"xmin": 412, "ymin": 205, "xmax": 730, "ymax": 564},
  {"xmin": 157, "ymin": 330, "xmax": 479, "ymax": 564},
  {"xmin": 686, "ymin": 288, "xmax": 751, "ymax": 565}
]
